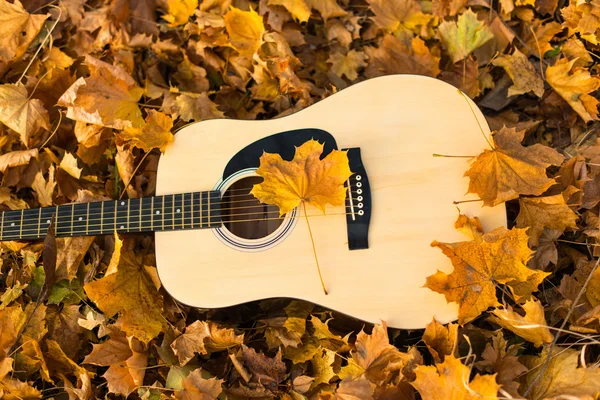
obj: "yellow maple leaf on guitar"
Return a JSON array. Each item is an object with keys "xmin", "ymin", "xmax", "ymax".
[{"xmin": 251, "ymin": 139, "xmax": 352, "ymax": 216}]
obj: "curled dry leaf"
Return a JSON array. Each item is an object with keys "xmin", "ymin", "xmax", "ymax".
[
  {"xmin": 489, "ymin": 299, "xmax": 553, "ymax": 347},
  {"xmin": 0, "ymin": 0, "xmax": 49, "ymax": 63},
  {"xmin": 492, "ymin": 48, "xmax": 544, "ymax": 98},
  {"xmin": 251, "ymin": 139, "xmax": 352, "ymax": 215},
  {"xmin": 171, "ymin": 320, "xmax": 244, "ymax": 365},
  {"xmin": 119, "ymin": 110, "xmax": 174, "ymax": 153},
  {"xmin": 0, "ymin": 149, "xmax": 38, "ymax": 173},
  {"xmin": 422, "ymin": 319, "xmax": 458, "ymax": 362},
  {"xmin": 464, "ymin": 127, "xmax": 564, "ymax": 206}
]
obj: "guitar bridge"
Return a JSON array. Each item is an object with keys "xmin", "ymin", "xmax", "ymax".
[{"xmin": 344, "ymin": 148, "xmax": 371, "ymax": 250}]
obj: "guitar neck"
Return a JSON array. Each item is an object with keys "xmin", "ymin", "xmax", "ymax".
[{"xmin": 0, "ymin": 191, "xmax": 222, "ymax": 241}]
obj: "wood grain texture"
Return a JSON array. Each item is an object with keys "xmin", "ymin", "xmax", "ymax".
[{"xmin": 155, "ymin": 75, "xmax": 507, "ymax": 329}]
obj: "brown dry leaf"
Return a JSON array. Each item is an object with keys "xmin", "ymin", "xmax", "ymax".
[
  {"xmin": 238, "ymin": 345, "xmax": 287, "ymax": 388},
  {"xmin": 365, "ymin": 35, "xmax": 440, "ymax": 78},
  {"xmin": 0, "ymin": 0, "xmax": 49, "ymax": 63},
  {"xmin": 119, "ymin": 110, "xmax": 174, "ymax": 153},
  {"xmin": 306, "ymin": 0, "xmax": 347, "ymax": 21},
  {"xmin": 224, "ymin": 7, "xmax": 265, "ymax": 57},
  {"xmin": 521, "ymin": 20, "xmax": 562, "ymax": 58},
  {"xmin": 263, "ymin": 301, "xmax": 312, "ymax": 349},
  {"xmin": 175, "ymin": 93, "xmax": 225, "ymax": 122},
  {"xmin": 83, "ymin": 327, "xmax": 147, "ymax": 396},
  {"xmin": 562, "ymin": 37, "xmax": 593, "ymax": 67},
  {"xmin": 422, "ymin": 319, "xmax": 457, "ymax": 362},
  {"xmin": 251, "ymin": 139, "xmax": 352, "ymax": 215},
  {"xmin": 0, "ymin": 149, "xmax": 38, "ymax": 173},
  {"xmin": 55, "ymin": 236, "xmax": 95, "ymax": 281},
  {"xmin": 492, "ymin": 48, "xmax": 544, "ymax": 97},
  {"xmin": 432, "ymin": 0, "xmax": 466, "ymax": 17},
  {"xmin": 174, "ymin": 368, "xmax": 223, "ymax": 400},
  {"xmin": 339, "ymin": 322, "xmax": 411, "ymax": 385},
  {"xmin": 0, "ymin": 84, "xmax": 50, "ymax": 146},
  {"xmin": 521, "ymin": 347, "xmax": 600, "ymax": 400},
  {"xmin": 426, "ymin": 220, "xmax": 549, "ymax": 324},
  {"xmin": 268, "ymin": 0, "xmax": 311, "ymax": 22},
  {"xmin": 475, "ymin": 332, "xmax": 527, "ymax": 397},
  {"xmin": 489, "ymin": 299, "xmax": 553, "ymax": 347},
  {"xmin": 464, "ymin": 127, "xmax": 564, "ymax": 206},
  {"xmin": 45, "ymin": 339, "xmax": 92, "ymax": 400},
  {"xmin": 516, "ymin": 193, "xmax": 578, "ymax": 247},
  {"xmin": 546, "ymin": 58, "xmax": 600, "ymax": 122},
  {"xmin": 412, "ymin": 355, "xmax": 500, "ymax": 399},
  {"xmin": 328, "ymin": 50, "xmax": 367, "ymax": 81},
  {"xmin": 162, "ymin": 0, "xmax": 198, "ymax": 26},
  {"xmin": 171, "ymin": 321, "xmax": 244, "ymax": 365},
  {"xmin": 366, "ymin": 0, "xmax": 422, "ymax": 32},
  {"xmin": 0, "ymin": 306, "xmax": 27, "ymax": 359},
  {"xmin": 84, "ymin": 249, "xmax": 166, "ymax": 343},
  {"xmin": 58, "ymin": 56, "xmax": 144, "ymax": 130},
  {"xmin": 438, "ymin": 9, "xmax": 494, "ymax": 63}
]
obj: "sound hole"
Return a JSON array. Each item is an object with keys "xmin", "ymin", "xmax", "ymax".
[{"xmin": 221, "ymin": 176, "xmax": 284, "ymax": 240}]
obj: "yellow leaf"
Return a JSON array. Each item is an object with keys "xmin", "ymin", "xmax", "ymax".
[
  {"xmin": 328, "ymin": 50, "xmax": 367, "ymax": 81},
  {"xmin": 423, "ymin": 319, "xmax": 458, "ymax": 362},
  {"xmin": 31, "ymin": 166, "xmax": 55, "ymax": 207},
  {"xmin": 0, "ymin": 306, "xmax": 26, "ymax": 359},
  {"xmin": 269, "ymin": 0, "xmax": 311, "ymax": 22},
  {"xmin": 45, "ymin": 340, "xmax": 92, "ymax": 400},
  {"xmin": 516, "ymin": 193, "xmax": 578, "ymax": 246},
  {"xmin": 224, "ymin": 7, "xmax": 265, "ymax": 57},
  {"xmin": 411, "ymin": 355, "xmax": 500, "ymax": 400},
  {"xmin": 174, "ymin": 369, "xmax": 223, "ymax": 400},
  {"xmin": 251, "ymin": 139, "xmax": 352, "ymax": 216},
  {"xmin": 546, "ymin": 58, "xmax": 600, "ymax": 122},
  {"xmin": 58, "ymin": 56, "xmax": 144, "ymax": 130},
  {"xmin": 175, "ymin": 93, "xmax": 225, "ymax": 122},
  {"xmin": 365, "ymin": 34, "xmax": 440, "ymax": 78},
  {"xmin": 310, "ymin": 348, "xmax": 336, "ymax": 388},
  {"xmin": 84, "ymin": 247, "xmax": 166, "ymax": 343},
  {"xmin": 306, "ymin": 0, "xmax": 347, "ymax": 21},
  {"xmin": 367, "ymin": 0, "xmax": 421, "ymax": 32},
  {"xmin": 119, "ymin": 110, "xmax": 174, "ymax": 153},
  {"xmin": 492, "ymin": 48, "xmax": 544, "ymax": 97},
  {"xmin": 0, "ymin": 0, "xmax": 48, "ymax": 63},
  {"xmin": 0, "ymin": 84, "xmax": 50, "ymax": 146},
  {"xmin": 162, "ymin": 0, "xmax": 198, "ymax": 26},
  {"xmin": 426, "ymin": 220, "xmax": 549, "ymax": 324},
  {"xmin": 171, "ymin": 321, "xmax": 244, "ymax": 365},
  {"xmin": 521, "ymin": 347, "xmax": 600, "ymax": 400},
  {"xmin": 438, "ymin": 9, "xmax": 494, "ymax": 63},
  {"xmin": 489, "ymin": 299, "xmax": 553, "ymax": 347},
  {"xmin": 464, "ymin": 127, "xmax": 564, "ymax": 206},
  {"xmin": 59, "ymin": 152, "xmax": 82, "ymax": 179}
]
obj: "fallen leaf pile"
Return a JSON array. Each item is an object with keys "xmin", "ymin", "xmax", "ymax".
[{"xmin": 1, "ymin": 0, "xmax": 600, "ymax": 398}]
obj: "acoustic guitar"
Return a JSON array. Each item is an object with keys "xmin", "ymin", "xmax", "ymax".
[{"xmin": 0, "ymin": 75, "xmax": 506, "ymax": 329}]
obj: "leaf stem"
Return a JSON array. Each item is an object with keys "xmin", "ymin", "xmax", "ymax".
[
  {"xmin": 458, "ymin": 90, "xmax": 495, "ymax": 150},
  {"xmin": 303, "ymin": 202, "xmax": 328, "ymax": 295}
]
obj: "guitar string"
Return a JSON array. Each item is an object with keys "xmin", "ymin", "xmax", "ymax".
[
  {"xmin": 0, "ymin": 212, "xmax": 358, "ymax": 239},
  {"xmin": 0, "ymin": 204, "xmax": 361, "ymax": 231}
]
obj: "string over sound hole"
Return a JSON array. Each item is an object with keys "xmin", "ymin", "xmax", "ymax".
[{"xmin": 221, "ymin": 176, "xmax": 284, "ymax": 240}]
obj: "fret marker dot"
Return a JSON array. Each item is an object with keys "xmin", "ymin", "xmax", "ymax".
[
  {"xmin": 46, "ymin": 220, "xmax": 50, "ymax": 224},
  {"xmin": 10, "ymin": 222, "xmax": 14, "ymax": 226},
  {"xmin": 120, "ymin": 225, "xmax": 124, "ymax": 229},
  {"xmin": 156, "ymin": 210, "xmax": 160, "ymax": 215},
  {"xmin": 121, "ymin": 201, "xmax": 125, "ymax": 206},
  {"xmin": 176, "ymin": 209, "xmax": 181, "ymax": 213},
  {"xmin": 78, "ymin": 217, "xmax": 83, "ymax": 221}
]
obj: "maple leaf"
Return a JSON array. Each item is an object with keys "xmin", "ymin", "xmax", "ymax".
[
  {"xmin": 83, "ymin": 327, "xmax": 147, "ymax": 396},
  {"xmin": 438, "ymin": 9, "xmax": 494, "ymax": 63},
  {"xmin": 262, "ymin": 301, "xmax": 312, "ymax": 349},
  {"xmin": 365, "ymin": 35, "xmax": 441, "ymax": 78},
  {"xmin": 59, "ymin": 152, "xmax": 82, "ymax": 179},
  {"xmin": 0, "ymin": 0, "xmax": 49, "ymax": 63},
  {"xmin": 162, "ymin": 0, "xmax": 198, "ymax": 26},
  {"xmin": 175, "ymin": 93, "xmax": 225, "ymax": 122},
  {"xmin": 546, "ymin": 58, "xmax": 600, "ymax": 122},
  {"xmin": 0, "ymin": 84, "xmax": 50, "ymax": 146},
  {"xmin": 119, "ymin": 110, "xmax": 174, "ymax": 153},
  {"xmin": 521, "ymin": 347, "xmax": 600, "ymax": 400},
  {"xmin": 492, "ymin": 49, "xmax": 544, "ymax": 97},
  {"xmin": 516, "ymin": 193, "xmax": 578, "ymax": 247},
  {"xmin": 84, "ymin": 246, "xmax": 166, "ymax": 343},
  {"xmin": 58, "ymin": 56, "xmax": 144, "ymax": 130},
  {"xmin": 310, "ymin": 348, "xmax": 336, "ymax": 388},
  {"xmin": 489, "ymin": 299, "xmax": 553, "ymax": 347},
  {"xmin": 236, "ymin": 345, "xmax": 287, "ymax": 389},
  {"xmin": 251, "ymin": 139, "xmax": 352, "ymax": 216},
  {"xmin": 269, "ymin": 0, "xmax": 311, "ymax": 22},
  {"xmin": 426, "ymin": 220, "xmax": 549, "ymax": 324},
  {"xmin": 367, "ymin": 0, "xmax": 422, "ymax": 32},
  {"xmin": 174, "ymin": 369, "xmax": 223, "ymax": 400},
  {"xmin": 464, "ymin": 127, "xmax": 564, "ymax": 206},
  {"xmin": 171, "ymin": 321, "xmax": 244, "ymax": 365},
  {"xmin": 31, "ymin": 166, "xmax": 56, "ymax": 207},
  {"xmin": 422, "ymin": 319, "xmax": 458, "ymax": 362},
  {"xmin": 412, "ymin": 355, "xmax": 500, "ymax": 399},
  {"xmin": 224, "ymin": 7, "xmax": 265, "ymax": 57},
  {"xmin": 0, "ymin": 306, "xmax": 26, "ymax": 359},
  {"xmin": 328, "ymin": 50, "xmax": 367, "ymax": 81}
]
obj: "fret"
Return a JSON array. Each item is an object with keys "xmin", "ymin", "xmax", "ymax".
[
  {"xmin": 127, "ymin": 199, "xmax": 131, "ymax": 232},
  {"xmin": 207, "ymin": 192, "xmax": 211, "ymax": 227},
  {"xmin": 141, "ymin": 197, "xmax": 152, "ymax": 231},
  {"xmin": 129, "ymin": 198, "xmax": 141, "ymax": 233},
  {"xmin": 210, "ymin": 192, "xmax": 221, "ymax": 227},
  {"xmin": 70, "ymin": 204, "xmax": 74, "ymax": 235},
  {"xmin": 1, "ymin": 211, "xmax": 5, "ymax": 240},
  {"xmin": 86, "ymin": 202, "xmax": 90, "ymax": 235},
  {"xmin": 71, "ymin": 203, "xmax": 88, "ymax": 235},
  {"xmin": 3, "ymin": 210, "xmax": 22, "ymax": 240},
  {"xmin": 183, "ymin": 193, "xmax": 190, "ymax": 229},
  {"xmin": 200, "ymin": 191, "xmax": 203, "ymax": 228},
  {"xmin": 161, "ymin": 196, "xmax": 165, "ymax": 230},
  {"xmin": 22, "ymin": 209, "xmax": 40, "ymax": 239},
  {"xmin": 37, "ymin": 208, "xmax": 41, "ymax": 238},
  {"xmin": 191, "ymin": 192, "xmax": 194, "ymax": 229},
  {"xmin": 40, "ymin": 207, "xmax": 54, "ymax": 236},
  {"xmin": 100, "ymin": 201, "xmax": 104, "ymax": 235},
  {"xmin": 103, "ymin": 200, "xmax": 115, "ymax": 235},
  {"xmin": 139, "ymin": 197, "xmax": 142, "ymax": 231},
  {"xmin": 114, "ymin": 200, "xmax": 117, "ymax": 232},
  {"xmin": 55, "ymin": 206, "xmax": 59, "ymax": 236},
  {"xmin": 150, "ymin": 197, "xmax": 154, "ymax": 230},
  {"xmin": 116, "ymin": 200, "xmax": 128, "ymax": 232},
  {"xmin": 173, "ymin": 194, "xmax": 177, "ymax": 230}
]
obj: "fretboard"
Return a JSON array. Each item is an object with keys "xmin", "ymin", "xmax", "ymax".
[{"xmin": 0, "ymin": 191, "xmax": 222, "ymax": 241}]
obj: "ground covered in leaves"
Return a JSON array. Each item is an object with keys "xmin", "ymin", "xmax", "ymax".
[{"xmin": 1, "ymin": 0, "xmax": 600, "ymax": 398}]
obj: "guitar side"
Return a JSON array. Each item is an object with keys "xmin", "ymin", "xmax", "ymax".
[{"xmin": 155, "ymin": 75, "xmax": 507, "ymax": 329}]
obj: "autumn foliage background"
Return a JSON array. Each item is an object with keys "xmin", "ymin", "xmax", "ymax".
[{"xmin": 1, "ymin": 0, "xmax": 600, "ymax": 398}]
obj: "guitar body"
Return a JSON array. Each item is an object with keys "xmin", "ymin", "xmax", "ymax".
[{"xmin": 155, "ymin": 75, "xmax": 507, "ymax": 329}]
